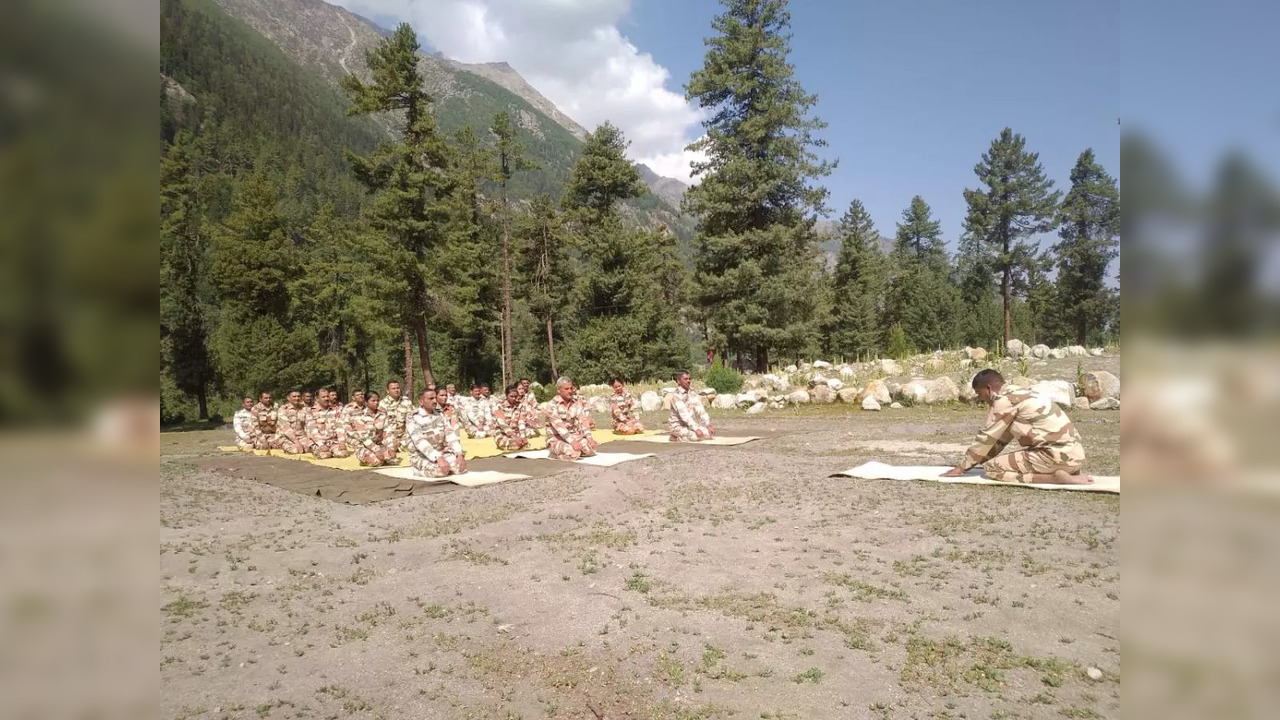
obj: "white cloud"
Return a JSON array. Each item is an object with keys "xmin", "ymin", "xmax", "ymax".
[{"xmin": 332, "ymin": 0, "xmax": 706, "ymax": 184}]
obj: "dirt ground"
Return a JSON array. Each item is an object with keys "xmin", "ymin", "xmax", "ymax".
[{"xmin": 161, "ymin": 392, "xmax": 1120, "ymax": 720}]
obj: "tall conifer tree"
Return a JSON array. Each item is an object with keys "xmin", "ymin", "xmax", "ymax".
[
  {"xmin": 827, "ymin": 199, "xmax": 885, "ymax": 358},
  {"xmin": 1053, "ymin": 148, "xmax": 1119, "ymax": 345}
]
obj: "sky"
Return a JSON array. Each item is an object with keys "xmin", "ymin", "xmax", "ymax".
[{"xmin": 331, "ymin": 0, "xmax": 1278, "ymax": 254}]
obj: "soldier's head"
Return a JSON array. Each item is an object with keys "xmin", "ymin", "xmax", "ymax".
[
  {"xmin": 259, "ymin": 391, "xmax": 272, "ymax": 406},
  {"xmin": 971, "ymin": 369, "xmax": 1004, "ymax": 405},
  {"xmin": 320, "ymin": 388, "xmax": 333, "ymax": 407},
  {"xmin": 480, "ymin": 384, "xmax": 491, "ymax": 398},
  {"xmin": 386, "ymin": 380, "xmax": 401, "ymax": 400},
  {"xmin": 446, "ymin": 384, "xmax": 456, "ymax": 396},
  {"xmin": 470, "ymin": 384, "xmax": 482, "ymax": 399},
  {"xmin": 556, "ymin": 376, "xmax": 574, "ymax": 402},
  {"xmin": 505, "ymin": 384, "xmax": 521, "ymax": 404},
  {"xmin": 366, "ymin": 391, "xmax": 381, "ymax": 412},
  {"xmin": 352, "ymin": 390, "xmax": 365, "ymax": 406},
  {"xmin": 419, "ymin": 388, "xmax": 437, "ymax": 411},
  {"xmin": 675, "ymin": 371, "xmax": 691, "ymax": 390},
  {"xmin": 242, "ymin": 397, "xmax": 254, "ymax": 411},
  {"xmin": 519, "ymin": 377, "xmax": 531, "ymax": 390},
  {"xmin": 288, "ymin": 390, "xmax": 301, "ymax": 407},
  {"xmin": 610, "ymin": 378, "xmax": 625, "ymax": 394},
  {"xmin": 302, "ymin": 391, "xmax": 313, "ymax": 406}
]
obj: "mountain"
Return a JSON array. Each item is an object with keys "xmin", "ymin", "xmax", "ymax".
[
  {"xmin": 210, "ymin": 0, "xmax": 691, "ymax": 232},
  {"xmin": 636, "ymin": 163, "xmax": 690, "ymax": 209},
  {"xmin": 815, "ymin": 219, "xmax": 895, "ymax": 271}
]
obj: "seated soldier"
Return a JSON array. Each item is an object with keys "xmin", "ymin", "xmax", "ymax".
[
  {"xmin": 942, "ymin": 369, "xmax": 1092, "ymax": 484},
  {"xmin": 609, "ymin": 378, "xmax": 644, "ymax": 435},
  {"xmin": 668, "ymin": 371, "xmax": 714, "ymax": 442},
  {"xmin": 302, "ymin": 390, "xmax": 314, "ymax": 409},
  {"xmin": 232, "ymin": 396, "xmax": 256, "ymax": 450},
  {"xmin": 406, "ymin": 388, "xmax": 466, "ymax": 478},
  {"xmin": 492, "ymin": 383, "xmax": 530, "ymax": 451},
  {"xmin": 445, "ymin": 384, "xmax": 459, "ymax": 407},
  {"xmin": 381, "ymin": 380, "xmax": 413, "ymax": 450},
  {"xmin": 306, "ymin": 389, "xmax": 351, "ymax": 459},
  {"xmin": 458, "ymin": 384, "xmax": 490, "ymax": 438},
  {"xmin": 274, "ymin": 390, "xmax": 313, "ymax": 454},
  {"xmin": 516, "ymin": 379, "xmax": 541, "ymax": 437},
  {"xmin": 350, "ymin": 391, "xmax": 398, "ymax": 467},
  {"xmin": 251, "ymin": 391, "xmax": 283, "ymax": 450},
  {"xmin": 343, "ymin": 390, "xmax": 366, "ymax": 424},
  {"xmin": 545, "ymin": 377, "xmax": 598, "ymax": 461}
]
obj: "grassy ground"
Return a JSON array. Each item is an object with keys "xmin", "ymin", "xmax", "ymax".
[{"xmin": 162, "ymin": 390, "xmax": 1119, "ymax": 719}]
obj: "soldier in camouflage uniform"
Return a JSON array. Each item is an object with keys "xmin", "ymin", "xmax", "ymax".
[
  {"xmin": 274, "ymin": 390, "xmax": 313, "ymax": 454},
  {"xmin": 943, "ymin": 369, "xmax": 1091, "ymax": 484},
  {"xmin": 349, "ymin": 391, "xmax": 397, "ymax": 466},
  {"xmin": 343, "ymin": 390, "xmax": 366, "ymax": 424},
  {"xmin": 382, "ymin": 380, "xmax": 413, "ymax": 450},
  {"xmin": 516, "ymin": 379, "xmax": 542, "ymax": 437},
  {"xmin": 668, "ymin": 371, "xmax": 714, "ymax": 442},
  {"xmin": 457, "ymin": 385, "xmax": 492, "ymax": 439},
  {"xmin": 306, "ymin": 390, "xmax": 350, "ymax": 459},
  {"xmin": 233, "ymin": 396, "xmax": 256, "ymax": 450},
  {"xmin": 545, "ymin": 377, "xmax": 598, "ymax": 461},
  {"xmin": 406, "ymin": 388, "xmax": 466, "ymax": 478},
  {"xmin": 609, "ymin": 378, "xmax": 644, "ymax": 435},
  {"xmin": 302, "ymin": 390, "xmax": 314, "ymax": 409},
  {"xmin": 251, "ymin": 392, "xmax": 283, "ymax": 450},
  {"xmin": 492, "ymin": 384, "xmax": 530, "ymax": 451}
]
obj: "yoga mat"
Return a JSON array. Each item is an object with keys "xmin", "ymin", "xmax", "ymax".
[
  {"xmin": 624, "ymin": 434, "xmax": 762, "ymax": 446},
  {"xmin": 372, "ymin": 465, "xmax": 529, "ymax": 487},
  {"xmin": 503, "ymin": 449, "xmax": 657, "ymax": 467},
  {"xmin": 832, "ymin": 461, "xmax": 1119, "ymax": 494}
]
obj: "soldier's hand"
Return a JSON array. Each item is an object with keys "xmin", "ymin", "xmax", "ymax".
[{"xmin": 940, "ymin": 466, "xmax": 967, "ymax": 477}]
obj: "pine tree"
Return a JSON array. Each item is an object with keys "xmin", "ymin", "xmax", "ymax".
[
  {"xmin": 827, "ymin": 199, "xmax": 886, "ymax": 358},
  {"xmin": 1053, "ymin": 148, "xmax": 1119, "ymax": 345},
  {"xmin": 1024, "ymin": 249, "xmax": 1059, "ymax": 343},
  {"xmin": 160, "ymin": 131, "xmax": 215, "ymax": 418},
  {"xmin": 893, "ymin": 196, "xmax": 948, "ymax": 274},
  {"xmin": 342, "ymin": 23, "xmax": 453, "ymax": 387},
  {"xmin": 684, "ymin": 0, "xmax": 833, "ymax": 371},
  {"xmin": 516, "ymin": 195, "xmax": 570, "ymax": 379},
  {"xmin": 962, "ymin": 128, "xmax": 1061, "ymax": 345},
  {"xmin": 954, "ymin": 220, "xmax": 1001, "ymax": 347},
  {"xmin": 884, "ymin": 196, "xmax": 960, "ymax": 352},
  {"xmin": 492, "ymin": 111, "xmax": 539, "ymax": 386}
]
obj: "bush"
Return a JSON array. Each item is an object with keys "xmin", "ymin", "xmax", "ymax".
[
  {"xmin": 886, "ymin": 324, "xmax": 912, "ymax": 360},
  {"xmin": 532, "ymin": 384, "xmax": 554, "ymax": 403},
  {"xmin": 704, "ymin": 362, "xmax": 744, "ymax": 394}
]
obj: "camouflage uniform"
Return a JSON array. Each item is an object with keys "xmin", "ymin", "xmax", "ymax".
[
  {"xmin": 458, "ymin": 396, "xmax": 495, "ymax": 439},
  {"xmin": 668, "ymin": 387, "xmax": 713, "ymax": 442},
  {"xmin": 544, "ymin": 395, "xmax": 598, "ymax": 461},
  {"xmin": 251, "ymin": 401, "xmax": 283, "ymax": 450},
  {"xmin": 349, "ymin": 408, "xmax": 397, "ymax": 466},
  {"xmin": 233, "ymin": 408, "xmax": 256, "ymax": 450},
  {"xmin": 306, "ymin": 405, "xmax": 350, "ymax": 459},
  {"xmin": 958, "ymin": 386, "xmax": 1087, "ymax": 483},
  {"xmin": 518, "ymin": 392, "xmax": 542, "ymax": 437},
  {"xmin": 492, "ymin": 398, "xmax": 530, "ymax": 451},
  {"xmin": 381, "ymin": 395, "xmax": 413, "ymax": 449},
  {"xmin": 406, "ymin": 407, "xmax": 465, "ymax": 478},
  {"xmin": 610, "ymin": 391, "xmax": 644, "ymax": 434},
  {"xmin": 274, "ymin": 402, "xmax": 313, "ymax": 454}
]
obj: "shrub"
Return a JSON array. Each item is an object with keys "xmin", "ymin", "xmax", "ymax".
[
  {"xmin": 886, "ymin": 325, "xmax": 912, "ymax": 360},
  {"xmin": 532, "ymin": 384, "xmax": 554, "ymax": 403},
  {"xmin": 704, "ymin": 362, "xmax": 744, "ymax": 394}
]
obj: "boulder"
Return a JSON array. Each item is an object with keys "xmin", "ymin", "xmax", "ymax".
[
  {"xmin": 1090, "ymin": 348, "xmax": 1105, "ymax": 357},
  {"xmin": 588, "ymin": 396, "xmax": 610, "ymax": 414},
  {"xmin": 1030, "ymin": 344, "xmax": 1051, "ymax": 359},
  {"xmin": 884, "ymin": 379, "xmax": 903, "ymax": 399},
  {"xmin": 876, "ymin": 359, "xmax": 903, "ymax": 376},
  {"xmin": 924, "ymin": 356, "xmax": 947, "ymax": 374},
  {"xmin": 760, "ymin": 374, "xmax": 788, "ymax": 391},
  {"xmin": 897, "ymin": 380, "xmax": 930, "ymax": 404},
  {"xmin": 1049, "ymin": 348, "xmax": 1067, "ymax": 359},
  {"xmin": 889, "ymin": 402, "xmax": 903, "ymax": 409},
  {"xmin": 712, "ymin": 394, "xmax": 738, "ymax": 410},
  {"xmin": 924, "ymin": 376, "xmax": 960, "ymax": 404},
  {"xmin": 1090, "ymin": 397, "xmax": 1120, "ymax": 410},
  {"xmin": 1031, "ymin": 380, "xmax": 1075, "ymax": 408},
  {"xmin": 639, "ymin": 391, "xmax": 662, "ymax": 412},
  {"xmin": 808, "ymin": 372, "xmax": 826, "ymax": 383},
  {"xmin": 861, "ymin": 397, "xmax": 881, "ymax": 411},
  {"xmin": 736, "ymin": 390, "xmax": 763, "ymax": 405},
  {"xmin": 1072, "ymin": 396, "xmax": 1091, "ymax": 410},
  {"xmin": 839, "ymin": 366, "xmax": 857, "ymax": 378},
  {"xmin": 837, "ymin": 388, "xmax": 860, "ymax": 404},
  {"xmin": 960, "ymin": 359, "xmax": 975, "ymax": 369},
  {"xmin": 785, "ymin": 390, "xmax": 811, "ymax": 405},
  {"xmin": 699, "ymin": 387, "xmax": 717, "ymax": 396},
  {"xmin": 1080, "ymin": 370, "xmax": 1121, "ymax": 401},
  {"xmin": 1006, "ymin": 339, "xmax": 1026, "ymax": 358},
  {"xmin": 785, "ymin": 364, "xmax": 798, "ymax": 373},
  {"xmin": 811, "ymin": 385, "xmax": 836, "ymax": 404},
  {"xmin": 968, "ymin": 347, "xmax": 989, "ymax": 361},
  {"xmin": 825, "ymin": 378, "xmax": 844, "ymax": 391},
  {"xmin": 960, "ymin": 382, "xmax": 978, "ymax": 404},
  {"xmin": 1065, "ymin": 345, "xmax": 1088, "ymax": 357},
  {"xmin": 746, "ymin": 402, "xmax": 766, "ymax": 414},
  {"xmin": 863, "ymin": 379, "xmax": 892, "ymax": 405},
  {"xmin": 813, "ymin": 360, "xmax": 832, "ymax": 369},
  {"xmin": 1006, "ymin": 376, "xmax": 1034, "ymax": 389}
]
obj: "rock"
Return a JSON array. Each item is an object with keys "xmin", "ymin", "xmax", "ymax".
[
  {"xmin": 712, "ymin": 394, "xmax": 738, "ymax": 410},
  {"xmin": 1006, "ymin": 339, "xmax": 1026, "ymax": 358},
  {"xmin": 808, "ymin": 372, "xmax": 826, "ymax": 384},
  {"xmin": 1090, "ymin": 348, "xmax": 1104, "ymax": 357},
  {"xmin": 1049, "ymin": 348, "xmax": 1066, "ymax": 359},
  {"xmin": 746, "ymin": 402, "xmax": 766, "ymax": 414},
  {"xmin": 825, "ymin": 378, "xmax": 844, "ymax": 391},
  {"xmin": 839, "ymin": 366, "xmax": 856, "ymax": 378},
  {"xmin": 1031, "ymin": 380, "xmax": 1075, "ymax": 408},
  {"xmin": 1072, "ymin": 396, "xmax": 1091, "ymax": 410},
  {"xmin": 837, "ymin": 388, "xmax": 860, "ymax": 404},
  {"xmin": 785, "ymin": 364, "xmax": 798, "ymax": 373},
  {"xmin": 588, "ymin": 396, "xmax": 610, "ymax": 414},
  {"xmin": 1066, "ymin": 345, "xmax": 1088, "ymax": 357},
  {"xmin": 1007, "ymin": 376, "xmax": 1033, "ymax": 389},
  {"xmin": 811, "ymin": 385, "xmax": 835, "ymax": 404},
  {"xmin": 760, "ymin": 374, "xmax": 788, "ymax": 391},
  {"xmin": 889, "ymin": 402, "xmax": 903, "ymax": 409},
  {"xmin": 924, "ymin": 356, "xmax": 947, "ymax": 374},
  {"xmin": 884, "ymin": 379, "xmax": 903, "ymax": 399},
  {"xmin": 861, "ymin": 397, "xmax": 881, "ymax": 411},
  {"xmin": 1090, "ymin": 397, "xmax": 1120, "ymax": 410},
  {"xmin": 960, "ymin": 383, "xmax": 978, "ymax": 403},
  {"xmin": 1086, "ymin": 667, "xmax": 1104, "ymax": 681},
  {"xmin": 876, "ymin": 359, "xmax": 903, "ymax": 376},
  {"xmin": 799, "ymin": 362, "xmax": 812, "ymax": 372},
  {"xmin": 863, "ymin": 379, "xmax": 891, "ymax": 405},
  {"xmin": 897, "ymin": 380, "xmax": 929, "ymax": 404},
  {"xmin": 639, "ymin": 391, "xmax": 662, "ymax": 412},
  {"xmin": 960, "ymin": 359, "xmax": 975, "ymax": 368},
  {"xmin": 968, "ymin": 347, "xmax": 989, "ymax": 361},
  {"xmin": 736, "ymin": 390, "xmax": 763, "ymax": 406},
  {"xmin": 661, "ymin": 393, "xmax": 675, "ymax": 411},
  {"xmin": 699, "ymin": 387, "xmax": 717, "ymax": 396},
  {"xmin": 785, "ymin": 390, "xmax": 811, "ymax": 405},
  {"xmin": 1030, "ymin": 344, "xmax": 1050, "ymax": 359},
  {"xmin": 924, "ymin": 376, "xmax": 960, "ymax": 404},
  {"xmin": 813, "ymin": 360, "xmax": 832, "ymax": 369},
  {"xmin": 1080, "ymin": 370, "xmax": 1121, "ymax": 401}
]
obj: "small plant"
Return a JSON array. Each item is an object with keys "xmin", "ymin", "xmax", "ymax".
[
  {"xmin": 886, "ymin": 325, "xmax": 911, "ymax": 360},
  {"xmin": 704, "ymin": 362, "xmax": 744, "ymax": 394},
  {"xmin": 792, "ymin": 667, "xmax": 824, "ymax": 684},
  {"xmin": 1018, "ymin": 358, "xmax": 1029, "ymax": 377}
]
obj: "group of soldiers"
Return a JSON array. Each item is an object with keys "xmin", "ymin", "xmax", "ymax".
[{"xmin": 231, "ymin": 371, "xmax": 716, "ymax": 479}]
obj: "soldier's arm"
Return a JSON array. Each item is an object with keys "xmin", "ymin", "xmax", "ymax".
[
  {"xmin": 959, "ymin": 400, "xmax": 1016, "ymax": 470},
  {"xmin": 672, "ymin": 395, "xmax": 696, "ymax": 427}
]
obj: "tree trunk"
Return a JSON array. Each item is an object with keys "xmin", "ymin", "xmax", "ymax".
[
  {"xmin": 755, "ymin": 347, "xmax": 769, "ymax": 374},
  {"xmin": 546, "ymin": 314, "xmax": 558, "ymax": 379},
  {"xmin": 197, "ymin": 386, "xmax": 208, "ymax": 421},
  {"xmin": 412, "ymin": 316, "xmax": 434, "ymax": 387},
  {"xmin": 403, "ymin": 327, "xmax": 414, "ymax": 399},
  {"xmin": 499, "ymin": 318, "xmax": 508, "ymax": 390},
  {"xmin": 501, "ymin": 184, "xmax": 515, "ymax": 384},
  {"xmin": 1001, "ymin": 266, "xmax": 1012, "ymax": 346}
]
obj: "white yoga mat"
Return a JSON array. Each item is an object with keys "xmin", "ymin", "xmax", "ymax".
[
  {"xmin": 503, "ymin": 449, "xmax": 656, "ymax": 466},
  {"xmin": 832, "ymin": 461, "xmax": 1120, "ymax": 494},
  {"xmin": 373, "ymin": 466, "xmax": 529, "ymax": 487},
  {"xmin": 624, "ymin": 434, "xmax": 761, "ymax": 446}
]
